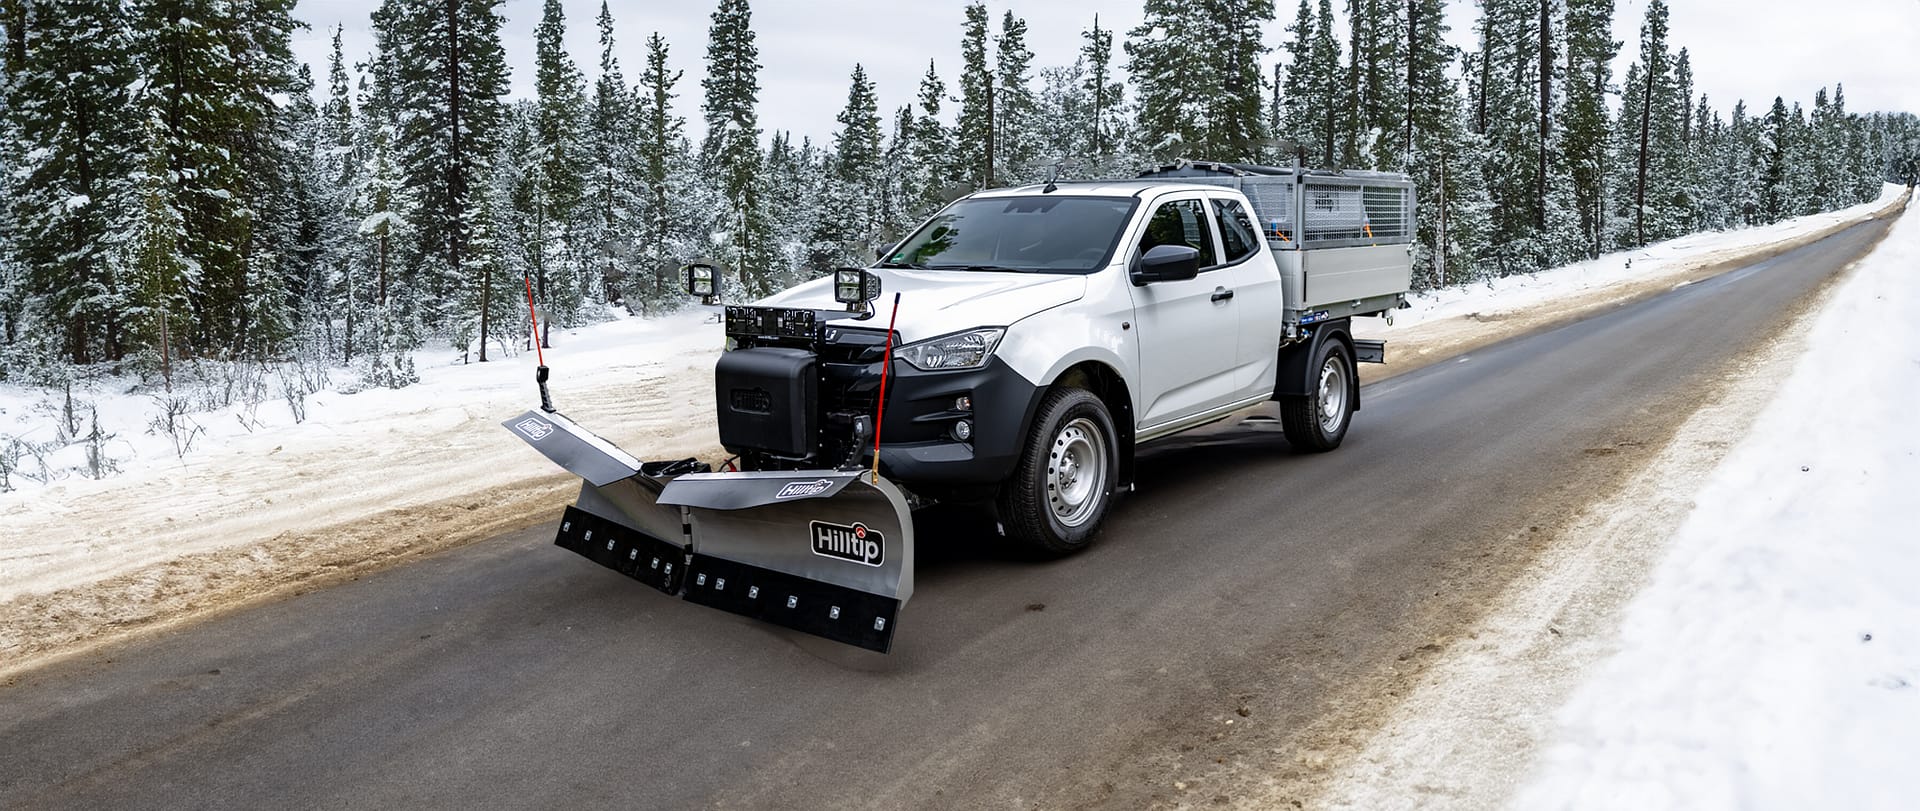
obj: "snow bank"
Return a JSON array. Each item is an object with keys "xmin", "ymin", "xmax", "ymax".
[
  {"xmin": 1391, "ymin": 184, "xmax": 1905, "ymax": 329},
  {"xmin": 0, "ymin": 310, "xmax": 724, "ymax": 604},
  {"xmin": 1513, "ymin": 194, "xmax": 1920, "ymax": 809}
]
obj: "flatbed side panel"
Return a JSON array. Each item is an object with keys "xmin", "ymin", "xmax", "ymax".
[{"xmin": 1299, "ymin": 244, "xmax": 1413, "ymax": 310}]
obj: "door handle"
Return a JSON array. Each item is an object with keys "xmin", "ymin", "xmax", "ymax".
[{"xmin": 1211, "ymin": 287, "xmax": 1235, "ymax": 303}]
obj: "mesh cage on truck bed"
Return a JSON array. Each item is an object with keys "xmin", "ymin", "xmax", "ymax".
[{"xmin": 1135, "ymin": 161, "xmax": 1415, "ymax": 251}]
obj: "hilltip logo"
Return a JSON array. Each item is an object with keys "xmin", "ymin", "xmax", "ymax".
[
  {"xmin": 775, "ymin": 479, "xmax": 835, "ymax": 499},
  {"xmin": 810, "ymin": 520, "xmax": 884, "ymax": 567},
  {"xmin": 514, "ymin": 417, "xmax": 555, "ymax": 441}
]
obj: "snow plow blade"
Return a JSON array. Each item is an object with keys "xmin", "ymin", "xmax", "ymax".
[
  {"xmin": 660, "ymin": 471, "xmax": 914, "ymax": 653},
  {"xmin": 505, "ymin": 410, "xmax": 693, "ymax": 595},
  {"xmin": 504, "ymin": 410, "xmax": 914, "ymax": 653}
]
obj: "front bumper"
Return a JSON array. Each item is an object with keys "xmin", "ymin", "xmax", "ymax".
[{"xmin": 875, "ymin": 356, "xmax": 1045, "ymax": 487}]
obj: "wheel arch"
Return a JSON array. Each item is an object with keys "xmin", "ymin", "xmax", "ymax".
[
  {"xmin": 1049, "ymin": 360, "xmax": 1137, "ymax": 487},
  {"xmin": 1273, "ymin": 320, "xmax": 1361, "ymax": 412}
]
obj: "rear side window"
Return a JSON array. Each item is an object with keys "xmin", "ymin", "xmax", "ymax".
[
  {"xmin": 1139, "ymin": 199, "xmax": 1218, "ymax": 268},
  {"xmin": 1213, "ymin": 199, "xmax": 1261, "ymax": 265}
]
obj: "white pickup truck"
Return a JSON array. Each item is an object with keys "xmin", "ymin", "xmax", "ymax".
[
  {"xmin": 728, "ymin": 161, "xmax": 1416, "ymax": 551},
  {"xmin": 509, "ymin": 161, "xmax": 1415, "ymax": 652}
]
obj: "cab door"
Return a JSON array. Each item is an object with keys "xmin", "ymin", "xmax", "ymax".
[
  {"xmin": 1210, "ymin": 195, "xmax": 1286, "ymax": 397},
  {"xmin": 1128, "ymin": 195, "xmax": 1241, "ymax": 429}
]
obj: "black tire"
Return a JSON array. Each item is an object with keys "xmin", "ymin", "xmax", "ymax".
[
  {"xmin": 1279, "ymin": 338, "xmax": 1355, "ymax": 453},
  {"xmin": 997, "ymin": 387, "xmax": 1119, "ymax": 556}
]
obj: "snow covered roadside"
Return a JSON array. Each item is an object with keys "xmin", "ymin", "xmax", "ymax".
[
  {"xmin": 1510, "ymin": 198, "xmax": 1920, "ymax": 807},
  {"xmin": 0, "ymin": 312, "xmax": 725, "ymax": 674},
  {"xmin": 1358, "ymin": 184, "xmax": 1909, "ymax": 381},
  {"xmin": 0, "ymin": 185, "xmax": 1904, "ymax": 679},
  {"xmin": 1310, "ymin": 191, "xmax": 1917, "ymax": 811}
]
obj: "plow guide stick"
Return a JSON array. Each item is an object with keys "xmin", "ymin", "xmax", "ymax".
[{"xmin": 503, "ymin": 410, "xmax": 916, "ymax": 653}]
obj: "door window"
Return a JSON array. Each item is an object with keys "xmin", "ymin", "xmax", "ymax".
[
  {"xmin": 1138, "ymin": 199, "xmax": 1218, "ymax": 268},
  {"xmin": 1212, "ymin": 199, "xmax": 1261, "ymax": 265}
]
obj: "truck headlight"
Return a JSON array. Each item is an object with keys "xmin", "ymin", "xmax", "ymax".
[{"xmin": 896, "ymin": 328, "xmax": 1005, "ymax": 371}]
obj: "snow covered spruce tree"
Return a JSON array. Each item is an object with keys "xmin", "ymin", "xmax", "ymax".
[
  {"xmin": 954, "ymin": 3, "xmax": 996, "ymax": 188},
  {"xmin": 1402, "ymin": 0, "xmax": 1492, "ymax": 288},
  {"xmin": 1343, "ymin": 0, "xmax": 1406, "ymax": 170},
  {"xmin": 5, "ymin": 0, "xmax": 142, "ymax": 365},
  {"xmin": 1465, "ymin": 0, "xmax": 1582, "ymax": 273},
  {"xmin": 582, "ymin": 1, "xmax": 641, "ymax": 313},
  {"xmin": 1080, "ymin": 15, "xmax": 1131, "ymax": 173},
  {"xmin": 1280, "ymin": 0, "xmax": 1342, "ymax": 167},
  {"xmin": 1611, "ymin": 0, "xmax": 1686, "ymax": 247},
  {"xmin": 1128, "ymin": 0, "xmax": 1274, "ymax": 163},
  {"xmin": 993, "ymin": 11, "xmax": 1040, "ymax": 184},
  {"xmin": 520, "ymin": 0, "xmax": 590, "ymax": 327},
  {"xmin": 633, "ymin": 31, "xmax": 701, "ymax": 312},
  {"xmin": 700, "ymin": 0, "xmax": 779, "ymax": 296},
  {"xmin": 134, "ymin": 0, "xmax": 304, "ymax": 360},
  {"xmin": 1560, "ymin": 0, "xmax": 1615, "ymax": 259},
  {"xmin": 804, "ymin": 64, "xmax": 882, "ymax": 277},
  {"xmin": 374, "ymin": 0, "xmax": 511, "ymax": 361}
]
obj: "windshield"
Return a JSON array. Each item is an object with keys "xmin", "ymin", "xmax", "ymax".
[{"xmin": 884, "ymin": 195, "xmax": 1139, "ymax": 273}]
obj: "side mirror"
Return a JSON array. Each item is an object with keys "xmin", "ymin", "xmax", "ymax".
[
  {"xmin": 683, "ymin": 264, "xmax": 719, "ymax": 305},
  {"xmin": 1129, "ymin": 244, "xmax": 1201, "ymax": 285},
  {"xmin": 833, "ymin": 267, "xmax": 883, "ymax": 314}
]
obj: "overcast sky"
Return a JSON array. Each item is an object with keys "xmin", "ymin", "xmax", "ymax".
[{"xmin": 289, "ymin": 0, "xmax": 1920, "ymax": 146}]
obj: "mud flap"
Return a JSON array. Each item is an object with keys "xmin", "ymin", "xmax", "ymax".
[
  {"xmin": 661, "ymin": 471, "xmax": 914, "ymax": 653},
  {"xmin": 504, "ymin": 411, "xmax": 915, "ymax": 653}
]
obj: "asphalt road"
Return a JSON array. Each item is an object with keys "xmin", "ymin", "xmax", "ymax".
[{"xmin": 0, "ymin": 215, "xmax": 1897, "ymax": 809}]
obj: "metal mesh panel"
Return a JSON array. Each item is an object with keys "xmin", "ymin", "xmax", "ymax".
[
  {"xmin": 1361, "ymin": 185, "xmax": 1411, "ymax": 240},
  {"xmin": 1300, "ymin": 183, "xmax": 1367, "ymax": 243},
  {"xmin": 1236, "ymin": 177, "xmax": 1297, "ymax": 243}
]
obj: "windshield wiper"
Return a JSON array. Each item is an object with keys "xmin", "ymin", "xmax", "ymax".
[
  {"xmin": 925, "ymin": 264, "xmax": 1029, "ymax": 273},
  {"xmin": 874, "ymin": 261, "xmax": 927, "ymax": 269}
]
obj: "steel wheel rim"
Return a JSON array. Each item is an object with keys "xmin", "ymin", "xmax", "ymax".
[
  {"xmin": 1317, "ymin": 356, "xmax": 1348, "ymax": 434},
  {"xmin": 1047, "ymin": 417, "xmax": 1108, "ymax": 528}
]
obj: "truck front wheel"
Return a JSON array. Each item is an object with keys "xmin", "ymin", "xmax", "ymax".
[
  {"xmin": 998, "ymin": 387, "xmax": 1118, "ymax": 556},
  {"xmin": 1280, "ymin": 339, "xmax": 1355, "ymax": 452}
]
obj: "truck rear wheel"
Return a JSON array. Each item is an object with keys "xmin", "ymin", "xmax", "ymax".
[
  {"xmin": 1280, "ymin": 339, "xmax": 1354, "ymax": 452},
  {"xmin": 998, "ymin": 387, "xmax": 1117, "ymax": 556}
]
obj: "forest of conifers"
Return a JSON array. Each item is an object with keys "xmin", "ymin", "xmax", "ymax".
[{"xmin": 1, "ymin": 0, "xmax": 1915, "ymax": 385}]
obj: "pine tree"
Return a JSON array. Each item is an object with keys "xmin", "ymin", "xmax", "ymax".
[
  {"xmin": 912, "ymin": 61, "xmax": 956, "ymax": 212},
  {"xmin": 1344, "ymin": 0, "xmax": 1407, "ymax": 169},
  {"xmin": 1404, "ymin": 0, "xmax": 1492, "ymax": 287},
  {"xmin": 380, "ymin": 0, "xmax": 512, "ymax": 359},
  {"xmin": 634, "ymin": 31, "xmax": 698, "ymax": 308},
  {"xmin": 955, "ymin": 3, "xmax": 994, "ymax": 187},
  {"xmin": 583, "ymin": 1, "xmax": 640, "ymax": 311},
  {"xmin": 124, "ymin": 113, "xmax": 191, "ymax": 384},
  {"xmin": 1560, "ymin": 0, "xmax": 1614, "ymax": 258},
  {"xmin": 1280, "ymin": 0, "xmax": 1342, "ymax": 165},
  {"xmin": 700, "ymin": 0, "xmax": 775, "ymax": 295},
  {"xmin": 1616, "ymin": 0, "xmax": 1683, "ymax": 246},
  {"xmin": 6, "ymin": 0, "xmax": 142, "ymax": 364},
  {"xmin": 1759, "ymin": 96, "xmax": 1793, "ymax": 222},
  {"xmin": 1081, "ymin": 15, "xmax": 1127, "ymax": 165},
  {"xmin": 1130, "ymin": 0, "xmax": 1272, "ymax": 162},
  {"xmin": 994, "ymin": 11, "xmax": 1039, "ymax": 183},
  {"xmin": 526, "ymin": 0, "xmax": 589, "ymax": 323},
  {"xmin": 1036, "ymin": 60, "xmax": 1090, "ymax": 175},
  {"xmin": 819, "ymin": 63, "xmax": 883, "ymax": 265},
  {"xmin": 1128, "ymin": 0, "xmax": 1205, "ymax": 161}
]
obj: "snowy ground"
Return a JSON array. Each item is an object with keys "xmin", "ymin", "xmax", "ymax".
[
  {"xmin": 1312, "ymin": 188, "xmax": 1916, "ymax": 811},
  {"xmin": 0, "ymin": 185, "xmax": 1904, "ymax": 678},
  {"xmin": 1511, "ymin": 193, "xmax": 1920, "ymax": 809}
]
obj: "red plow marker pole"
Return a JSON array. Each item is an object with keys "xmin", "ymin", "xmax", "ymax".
[
  {"xmin": 524, "ymin": 273, "xmax": 555, "ymax": 413},
  {"xmin": 871, "ymin": 292, "xmax": 903, "ymax": 484}
]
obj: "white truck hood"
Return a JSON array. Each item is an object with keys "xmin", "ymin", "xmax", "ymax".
[{"xmin": 755, "ymin": 268, "xmax": 1087, "ymax": 344}]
